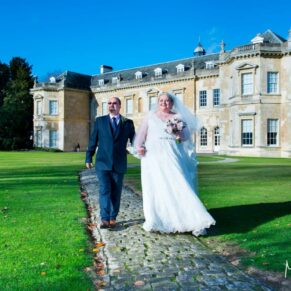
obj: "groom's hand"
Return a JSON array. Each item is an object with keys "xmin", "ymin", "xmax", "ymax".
[{"xmin": 86, "ymin": 163, "xmax": 93, "ymax": 169}]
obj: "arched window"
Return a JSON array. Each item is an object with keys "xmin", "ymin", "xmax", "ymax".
[
  {"xmin": 200, "ymin": 127, "xmax": 207, "ymax": 146},
  {"xmin": 214, "ymin": 127, "xmax": 220, "ymax": 146}
]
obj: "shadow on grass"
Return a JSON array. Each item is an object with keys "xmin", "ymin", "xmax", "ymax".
[
  {"xmin": 208, "ymin": 201, "xmax": 291, "ymax": 236},
  {"xmin": 0, "ymin": 165, "xmax": 87, "ymax": 190}
]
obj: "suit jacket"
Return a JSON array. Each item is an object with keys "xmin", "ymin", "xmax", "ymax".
[{"xmin": 86, "ymin": 114, "xmax": 135, "ymax": 173}]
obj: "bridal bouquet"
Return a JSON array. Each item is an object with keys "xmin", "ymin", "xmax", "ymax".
[{"xmin": 165, "ymin": 117, "xmax": 186, "ymax": 143}]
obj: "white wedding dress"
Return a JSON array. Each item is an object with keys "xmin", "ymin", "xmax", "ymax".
[{"xmin": 139, "ymin": 113, "xmax": 215, "ymax": 236}]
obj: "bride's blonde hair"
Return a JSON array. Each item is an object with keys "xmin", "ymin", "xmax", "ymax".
[{"xmin": 158, "ymin": 91, "xmax": 174, "ymax": 103}]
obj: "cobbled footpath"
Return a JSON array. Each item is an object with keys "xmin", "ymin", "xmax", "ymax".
[{"xmin": 80, "ymin": 168, "xmax": 273, "ymax": 290}]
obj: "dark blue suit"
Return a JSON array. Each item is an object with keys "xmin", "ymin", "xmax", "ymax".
[{"xmin": 86, "ymin": 115, "xmax": 135, "ymax": 221}]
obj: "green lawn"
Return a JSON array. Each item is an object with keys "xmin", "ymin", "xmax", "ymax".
[
  {"xmin": 1, "ymin": 152, "xmax": 290, "ymax": 290},
  {"xmin": 126, "ymin": 155, "xmax": 291, "ymax": 273},
  {"xmin": 0, "ymin": 152, "xmax": 94, "ymax": 290}
]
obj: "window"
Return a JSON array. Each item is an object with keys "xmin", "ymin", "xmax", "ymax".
[
  {"xmin": 199, "ymin": 90, "xmax": 207, "ymax": 107},
  {"xmin": 242, "ymin": 73, "xmax": 253, "ymax": 95},
  {"xmin": 135, "ymin": 71, "xmax": 142, "ymax": 79},
  {"xmin": 267, "ymin": 119, "xmax": 278, "ymax": 146},
  {"xmin": 36, "ymin": 100, "xmax": 42, "ymax": 115},
  {"xmin": 49, "ymin": 76, "xmax": 56, "ymax": 83},
  {"xmin": 154, "ymin": 68, "xmax": 162, "ymax": 77},
  {"xmin": 126, "ymin": 98, "xmax": 133, "ymax": 114},
  {"xmin": 98, "ymin": 79, "xmax": 104, "ymax": 86},
  {"xmin": 214, "ymin": 127, "xmax": 220, "ymax": 146},
  {"xmin": 101, "ymin": 102, "xmax": 107, "ymax": 115},
  {"xmin": 176, "ymin": 64, "xmax": 184, "ymax": 73},
  {"xmin": 49, "ymin": 130, "xmax": 57, "ymax": 148},
  {"xmin": 138, "ymin": 98, "xmax": 143, "ymax": 112},
  {"xmin": 35, "ymin": 130, "xmax": 42, "ymax": 147},
  {"xmin": 205, "ymin": 61, "xmax": 215, "ymax": 69},
  {"xmin": 200, "ymin": 127, "xmax": 207, "ymax": 146},
  {"xmin": 149, "ymin": 96, "xmax": 157, "ymax": 110},
  {"xmin": 49, "ymin": 100, "xmax": 58, "ymax": 115},
  {"xmin": 172, "ymin": 89, "xmax": 184, "ymax": 101},
  {"xmin": 213, "ymin": 89, "xmax": 220, "ymax": 106},
  {"xmin": 241, "ymin": 119, "xmax": 253, "ymax": 145},
  {"xmin": 267, "ymin": 72, "xmax": 278, "ymax": 93}
]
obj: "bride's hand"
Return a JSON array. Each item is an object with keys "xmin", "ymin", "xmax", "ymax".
[
  {"xmin": 178, "ymin": 128, "xmax": 190, "ymax": 142},
  {"xmin": 137, "ymin": 147, "xmax": 146, "ymax": 156}
]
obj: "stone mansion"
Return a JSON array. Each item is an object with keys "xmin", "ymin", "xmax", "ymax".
[{"xmin": 30, "ymin": 28, "xmax": 291, "ymax": 157}]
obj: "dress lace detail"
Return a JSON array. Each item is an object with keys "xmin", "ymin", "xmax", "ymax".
[{"xmin": 140, "ymin": 114, "xmax": 215, "ymax": 236}]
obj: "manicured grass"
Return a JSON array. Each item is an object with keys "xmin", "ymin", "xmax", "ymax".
[
  {"xmin": 196, "ymin": 155, "xmax": 226, "ymax": 162},
  {"xmin": 125, "ymin": 155, "xmax": 291, "ymax": 273},
  {"xmin": 198, "ymin": 156, "xmax": 291, "ymax": 273},
  {"xmin": 0, "ymin": 152, "xmax": 94, "ymax": 290},
  {"xmin": 1, "ymin": 151, "xmax": 289, "ymax": 290}
]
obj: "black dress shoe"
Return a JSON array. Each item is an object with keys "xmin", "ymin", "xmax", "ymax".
[
  {"xmin": 109, "ymin": 219, "xmax": 117, "ymax": 228},
  {"xmin": 100, "ymin": 221, "xmax": 109, "ymax": 229}
]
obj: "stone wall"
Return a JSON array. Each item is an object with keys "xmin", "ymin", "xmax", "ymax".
[
  {"xmin": 63, "ymin": 89, "xmax": 91, "ymax": 152},
  {"xmin": 32, "ymin": 39, "xmax": 291, "ymax": 157}
]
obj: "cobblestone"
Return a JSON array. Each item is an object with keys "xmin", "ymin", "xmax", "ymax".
[{"xmin": 80, "ymin": 168, "xmax": 273, "ymax": 290}]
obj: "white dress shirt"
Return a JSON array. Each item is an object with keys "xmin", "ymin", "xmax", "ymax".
[{"xmin": 109, "ymin": 114, "xmax": 120, "ymax": 127}]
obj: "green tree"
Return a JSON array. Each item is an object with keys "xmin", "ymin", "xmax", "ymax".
[
  {"xmin": 0, "ymin": 57, "xmax": 34, "ymax": 150},
  {"xmin": 0, "ymin": 62, "xmax": 10, "ymax": 107}
]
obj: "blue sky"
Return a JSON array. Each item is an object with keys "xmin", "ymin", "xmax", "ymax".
[{"xmin": 1, "ymin": 0, "xmax": 290, "ymax": 81}]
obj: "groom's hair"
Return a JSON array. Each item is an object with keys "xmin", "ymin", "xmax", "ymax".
[{"xmin": 111, "ymin": 96, "xmax": 121, "ymax": 105}]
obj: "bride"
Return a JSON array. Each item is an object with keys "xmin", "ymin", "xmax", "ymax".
[{"xmin": 135, "ymin": 91, "xmax": 215, "ymax": 236}]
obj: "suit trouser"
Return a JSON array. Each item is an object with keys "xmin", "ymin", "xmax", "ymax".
[{"xmin": 96, "ymin": 169, "xmax": 124, "ymax": 221}]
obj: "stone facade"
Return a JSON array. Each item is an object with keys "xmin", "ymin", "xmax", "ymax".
[
  {"xmin": 30, "ymin": 29, "xmax": 291, "ymax": 157},
  {"xmin": 31, "ymin": 73, "xmax": 92, "ymax": 151}
]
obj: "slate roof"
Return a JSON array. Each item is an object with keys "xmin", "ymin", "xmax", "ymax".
[
  {"xmin": 90, "ymin": 53, "xmax": 219, "ymax": 87},
  {"xmin": 260, "ymin": 29, "xmax": 287, "ymax": 44},
  {"xmin": 37, "ymin": 29, "xmax": 287, "ymax": 91},
  {"xmin": 52, "ymin": 71, "xmax": 92, "ymax": 90}
]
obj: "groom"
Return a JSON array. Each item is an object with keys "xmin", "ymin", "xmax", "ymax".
[{"xmin": 85, "ymin": 96, "xmax": 135, "ymax": 228}]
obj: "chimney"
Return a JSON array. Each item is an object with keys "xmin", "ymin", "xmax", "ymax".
[
  {"xmin": 220, "ymin": 40, "xmax": 226, "ymax": 54},
  {"xmin": 100, "ymin": 65, "xmax": 113, "ymax": 74}
]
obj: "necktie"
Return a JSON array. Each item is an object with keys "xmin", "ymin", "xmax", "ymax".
[{"xmin": 112, "ymin": 117, "xmax": 117, "ymax": 132}]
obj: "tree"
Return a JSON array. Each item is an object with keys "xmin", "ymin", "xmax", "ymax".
[
  {"xmin": 0, "ymin": 57, "xmax": 34, "ymax": 150},
  {"xmin": 0, "ymin": 62, "xmax": 10, "ymax": 107},
  {"xmin": 9, "ymin": 57, "xmax": 33, "ymax": 83}
]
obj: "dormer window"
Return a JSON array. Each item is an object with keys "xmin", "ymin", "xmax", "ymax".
[
  {"xmin": 112, "ymin": 77, "xmax": 118, "ymax": 84},
  {"xmin": 176, "ymin": 64, "xmax": 185, "ymax": 73},
  {"xmin": 205, "ymin": 61, "xmax": 215, "ymax": 69},
  {"xmin": 98, "ymin": 79, "xmax": 104, "ymax": 86},
  {"xmin": 154, "ymin": 68, "xmax": 162, "ymax": 77},
  {"xmin": 49, "ymin": 76, "xmax": 56, "ymax": 83},
  {"xmin": 135, "ymin": 71, "xmax": 142, "ymax": 79}
]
